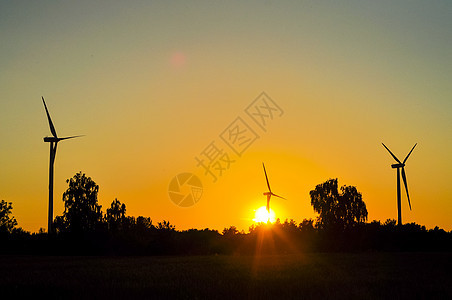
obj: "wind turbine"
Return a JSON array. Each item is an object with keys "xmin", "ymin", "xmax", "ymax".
[
  {"xmin": 42, "ymin": 97, "xmax": 82, "ymax": 234},
  {"xmin": 262, "ymin": 163, "xmax": 286, "ymax": 214},
  {"xmin": 382, "ymin": 143, "xmax": 417, "ymax": 226}
]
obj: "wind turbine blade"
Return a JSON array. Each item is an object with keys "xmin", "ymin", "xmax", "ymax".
[
  {"xmin": 42, "ymin": 97, "xmax": 58, "ymax": 138},
  {"xmin": 403, "ymin": 143, "xmax": 417, "ymax": 164},
  {"xmin": 263, "ymin": 163, "xmax": 272, "ymax": 193},
  {"xmin": 401, "ymin": 167, "xmax": 412, "ymax": 210},
  {"xmin": 271, "ymin": 193, "xmax": 287, "ymax": 200},
  {"xmin": 58, "ymin": 135, "xmax": 84, "ymax": 141},
  {"xmin": 382, "ymin": 143, "xmax": 401, "ymax": 163},
  {"xmin": 266, "ymin": 194, "xmax": 271, "ymax": 213},
  {"xmin": 51, "ymin": 142, "xmax": 58, "ymax": 164}
]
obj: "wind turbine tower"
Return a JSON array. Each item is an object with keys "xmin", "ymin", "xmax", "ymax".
[
  {"xmin": 382, "ymin": 143, "xmax": 417, "ymax": 226},
  {"xmin": 42, "ymin": 97, "xmax": 82, "ymax": 233}
]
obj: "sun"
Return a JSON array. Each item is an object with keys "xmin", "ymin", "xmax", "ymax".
[{"xmin": 253, "ymin": 206, "xmax": 276, "ymax": 223}]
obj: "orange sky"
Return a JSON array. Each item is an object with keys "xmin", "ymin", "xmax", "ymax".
[{"xmin": 1, "ymin": 1, "xmax": 451, "ymax": 232}]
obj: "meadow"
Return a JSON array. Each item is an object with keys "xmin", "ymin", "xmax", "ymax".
[{"xmin": 1, "ymin": 252, "xmax": 451, "ymax": 299}]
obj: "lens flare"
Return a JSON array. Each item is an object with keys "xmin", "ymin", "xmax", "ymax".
[
  {"xmin": 170, "ymin": 52, "xmax": 186, "ymax": 68},
  {"xmin": 253, "ymin": 206, "xmax": 276, "ymax": 223}
]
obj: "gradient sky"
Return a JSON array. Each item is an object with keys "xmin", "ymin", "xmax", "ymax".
[{"xmin": 1, "ymin": 1, "xmax": 451, "ymax": 233}]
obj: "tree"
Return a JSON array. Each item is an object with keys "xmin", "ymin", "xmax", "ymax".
[
  {"xmin": 106, "ymin": 198, "xmax": 126, "ymax": 232},
  {"xmin": 54, "ymin": 172, "xmax": 103, "ymax": 233},
  {"xmin": 135, "ymin": 216, "xmax": 153, "ymax": 230},
  {"xmin": 0, "ymin": 200, "xmax": 17, "ymax": 234},
  {"xmin": 299, "ymin": 218, "xmax": 315, "ymax": 232},
  {"xmin": 222, "ymin": 226, "xmax": 239, "ymax": 236},
  {"xmin": 383, "ymin": 219, "xmax": 397, "ymax": 228},
  {"xmin": 157, "ymin": 220, "xmax": 175, "ymax": 231},
  {"xmin": 310, "ymin": 179, "xmax": 367, "ymax": 230}
]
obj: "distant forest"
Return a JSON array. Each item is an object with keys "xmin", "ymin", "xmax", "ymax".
[{"xmin": 1, "ymin": 172, "xmax": 451, "ymax": 255}]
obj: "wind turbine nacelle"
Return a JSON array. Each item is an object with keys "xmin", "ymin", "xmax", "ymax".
[
  {"xmin": 391, "ymin": 163, "xmax": 404, "ymax": 168},
  {"xmin": 44, "ymin": 137, "xmax": 59, "ymax": 142}
]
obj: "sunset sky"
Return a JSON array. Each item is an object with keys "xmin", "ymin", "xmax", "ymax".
[{"xmin": 1, "ymin": 1, "xmax": 451, "ymax": 233}]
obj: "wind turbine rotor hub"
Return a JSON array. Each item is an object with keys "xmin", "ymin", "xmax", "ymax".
[
  {"xmin": 391, "ymin": 163, "xmax": 405, "ymax": 168},
  {"xmin": 44, "ymin": 137, "xmax": 59, "ymax": 142}
]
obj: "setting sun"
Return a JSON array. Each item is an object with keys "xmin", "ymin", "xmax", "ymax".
[{"xmin": 253, "ymin": 206, "xmax": 276, "ymax": 223}]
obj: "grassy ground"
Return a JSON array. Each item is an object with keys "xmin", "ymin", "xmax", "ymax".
[{"xmin": 1, "ymin": 252, "xmax": 451, "ymax": 299}]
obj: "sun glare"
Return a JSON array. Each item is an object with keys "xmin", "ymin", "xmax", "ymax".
[{"xmin": 253, "ymin": 206, "xmax": 276, "ymax": 223}]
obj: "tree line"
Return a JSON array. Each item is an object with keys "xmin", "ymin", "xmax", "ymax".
[{"xmin": 1, "ymin": 172, "xmax": 451, "ymax": 255}]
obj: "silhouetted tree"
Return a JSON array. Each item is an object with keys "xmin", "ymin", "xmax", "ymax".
[
  {"xmin": 136, "ymin": 216, "xmax": 153, "ymax": 229},
  {"xmin": 0, "ymin": 200, "xmax": 17, "ymax": 234},
  {"xmin": 106, "ymin": 198, "xmax": 126, "ymax": 232},
  {"xmin": 54, "ymin": 172, "xmax": 103, "ymax": 233},
  {"xmin": 383, "ymin": 219, "xmax": 397, "ymax": 228},
  {"xmin": 222, "ymin": 226, "xmax": 239, "ymax": 236},
  {"xmin": 299, "ymin": 218, "xmax": 315, "ymax": 232},
  {"xmin": 157, "ymin": 220, "xmax": 175, "ymax": 231},
  {"xmin": 310, "ymin": 179, "xmax": 367, "ymax": 231},
  {"xmin": 282, "ymin": 219, "xmax": 298, "ymax": 232}
]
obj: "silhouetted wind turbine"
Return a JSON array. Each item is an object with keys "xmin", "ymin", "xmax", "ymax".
[
  {"xmin": 42, "ymin": 97, "xmax": 83, "ymax": 234},
  {"xmin": 382, "ymin": 143, "xmax": 417, "ymax": 226},
  {"xmin": 262, "ymin": 163, "xmax": 286, "ymax": 215}
]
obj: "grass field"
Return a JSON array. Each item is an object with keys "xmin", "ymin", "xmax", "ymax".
[{"xmin": 1, "ymin": 252, "xmax": 451, "ymax": 299}]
